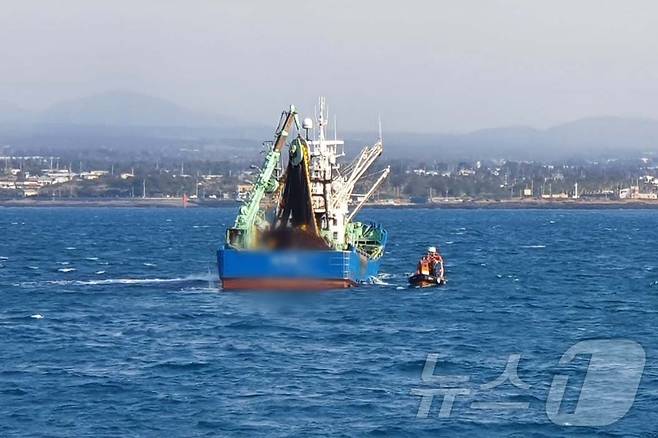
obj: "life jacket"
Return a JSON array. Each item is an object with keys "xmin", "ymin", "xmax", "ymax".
[{"xmin": 417, "ymin": 252, "xmax": 443, "ymax": 277}]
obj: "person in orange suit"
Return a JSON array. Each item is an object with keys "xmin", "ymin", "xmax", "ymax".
[{"xmin": 426, "ymin": 246, "xmax": 444, "ymax": 280}]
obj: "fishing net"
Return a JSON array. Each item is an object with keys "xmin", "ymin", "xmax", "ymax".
[
  {"xmin": 277, "ymin": 138, "xmax": 315, "ymax": 229},
  {"xmin": 268, "ymin": 137, "xmax": 328, "ymax": 249}
]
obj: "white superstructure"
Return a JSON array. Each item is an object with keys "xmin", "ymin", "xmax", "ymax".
[{"xmin": 307, "ymin": 97, "xmax": 390, "ymax": 248}]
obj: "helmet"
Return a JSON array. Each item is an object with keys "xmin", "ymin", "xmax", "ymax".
[{"xmin": 427, "ymin": 246, "xmax": 437, "ymax": 253}]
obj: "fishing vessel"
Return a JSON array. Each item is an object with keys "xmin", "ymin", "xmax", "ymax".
[{"xmin": 218, "ymin": 98, "xmax": 389, "ymax": 290}]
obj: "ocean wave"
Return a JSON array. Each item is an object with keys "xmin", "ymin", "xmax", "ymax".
[
  {"xmin": 24, "ymin": 273, "xmax": 218, "ymax": 288},
  {"xmin": 521, "ymin": 245, "xmax": 546, "ymax": 249},
  {"xmin": 178, "ymin": 286, "xmax": 220, "ymax": 293},
  {"xmin": 14, "ymin": 268, "xmax": 219, "ymax": 289},
  {"xmin": 367, "ymin": 276, "xmax": 391, "ymax": 286},
  {"xmin": 57, "ymin": 277, "xmax": 193, "ymax": 286}
]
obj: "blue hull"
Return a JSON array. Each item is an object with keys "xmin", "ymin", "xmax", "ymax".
[{"xmin": 218, "ymin": 247, "xmax": 380, "ymax": 290}]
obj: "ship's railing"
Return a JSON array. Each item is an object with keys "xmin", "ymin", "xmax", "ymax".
[{"xmin": 353, "ymin": 242, "xmax": 385, "ymax": 261}]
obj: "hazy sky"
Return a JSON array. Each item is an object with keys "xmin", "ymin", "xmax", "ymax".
[{"xmin": 2, "ymin": 0, "xmax": 658, "ymax": 132}]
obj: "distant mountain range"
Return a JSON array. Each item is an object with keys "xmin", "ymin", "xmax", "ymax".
[
  {"xmin": 1, "ymin": 91, "xmax": 658, "ymax": 161},
  {"xmin": 0, "ymin": 91, "xmax": 239, "ymax": 127},
  {"xmin": 38, "ymin": 91, "xmax": 233, "ymax": 128},
  {"xmin": 374, "ymin": 116, "xmax": 658, "ymax": 161}
]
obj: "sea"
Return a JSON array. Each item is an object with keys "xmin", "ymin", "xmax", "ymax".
[{"xmin": 1, "ymin": 207, "xmax": 656, "ymax": 437}]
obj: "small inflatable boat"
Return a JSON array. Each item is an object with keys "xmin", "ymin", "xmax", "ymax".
[
  {"xmin": 408, "ymin": 273, "xmax": 446, "ymax": 287},
  {"xmin": 408, "ymin": 246, "xmax": 446, "ymax": 288}
]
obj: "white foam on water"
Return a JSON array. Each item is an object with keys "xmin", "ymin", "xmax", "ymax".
[
  {"xmin": 43, "ymin": 273, "xmax": 215, "ymax": 287},
  {"xmin": 66, "ymin": 247, "xmax": 77, "ymax": 250},
  {"xmin": 0, "ymin": 256, "xmax": 8, "ymax": 260},
  {"xmin": 179, "ymin": 286, "xmax": 220, "ymax": 293},
  {"xmin": 30, "ymin": 314, "xmax": 43, "ymax": 319},
  {"xmin": 27, "ymin": 266, "xmax": 39, "ymax": 270},
  {"xmin": 368, "ymin": 276, "xmax": 391, "ymax": 286},
  {"xmin": 57, "ymin": 268, "xmax": 76, "ymax": 273},
  {"xmin": 57, "ymin": 261, "xmax": 70, "ymax": 265},
  {"xmin": 143, "ymin": 263, "xmax": 157, "ymax": 267},
  {"xmin": 18, "ymin": 272, "xmax": 218, "ymax": 289},
  {"xmin": 521, "ymin": 245, "xmax": 546, "ymax": 249},
  {"xmin": 85, "ymin": 257, "xmax": 99, "ymax": 261},
  {"xmin": 95, "ymin": 270, "xmax": 106, "ymax": 275}
]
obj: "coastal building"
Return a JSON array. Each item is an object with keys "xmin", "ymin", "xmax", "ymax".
[
  {"xmin": 43, "ymin": 169, "xmax": 74, "ymax": 184},
  {"xmin": 79, "ymin": 170, "xmax": 109, "ymax": 180},
  {"xmin": 541, "ymin": 192, "xmax": 569, "ymax": 199},
  {"xmin": 0, "ymin": 178, "xmax": 16, "ymax": 189},
  {"xmin": 619, "ymin": 185, "xmax": 658, "ymax": 200},
  {"xmin": 15, "ymin": 180, "xmax": 40, "ymax": 197},
  {"xmin": 236, "ymin": 183, "xmax": 252, "ymax": 201}
]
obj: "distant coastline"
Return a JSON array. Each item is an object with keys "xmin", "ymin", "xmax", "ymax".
[
  {"xmin": 0, "ymin": 198, "xmax": 238, "ymax": 208},
  {"xmin": 3, "ymin": 197, "xmax": 658, "ymax": 209}
]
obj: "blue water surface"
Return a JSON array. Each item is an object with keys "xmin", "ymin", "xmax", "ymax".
[{"xmin": 0, "ymin": 207, "xmax": 657, "ymax": 437}]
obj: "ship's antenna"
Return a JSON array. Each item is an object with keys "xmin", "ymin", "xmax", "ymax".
[
  {"xmin": 318, "ymin": 96, "xmax": 326, "ymax": 142},
  {"xmin": 378, "ymin": 114, "xmax": 383, "ymax": 142},
  {"xmin": 334, "ymin": 114, "xmax": 337, "ymax": 141},
  {"xmin": 313, "ymin": 105, "xmax": 317, "ymax": 140}
]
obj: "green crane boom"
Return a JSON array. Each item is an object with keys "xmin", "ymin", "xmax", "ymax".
[{"xmin": 226, "ymin": 105, "xmax": 300, "ymax": 249}]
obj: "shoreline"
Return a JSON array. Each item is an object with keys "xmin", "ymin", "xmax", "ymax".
[
  {"xmin": 0, "ymin": 198, "xmax": 238, "ymax": 208},
  {"xmin": 3, "ymin": 197, "xmax": 658, "ymax": 209}
]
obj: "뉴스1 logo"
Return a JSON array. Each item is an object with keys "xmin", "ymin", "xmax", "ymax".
[{"xmin": 411, "ymin": 339, "xmax": 645, "ymax": 426}]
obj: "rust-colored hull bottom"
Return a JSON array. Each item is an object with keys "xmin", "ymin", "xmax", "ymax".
[{"xmin": 221, "ymin": 278, "xmax": 357, "ymax": 291}]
